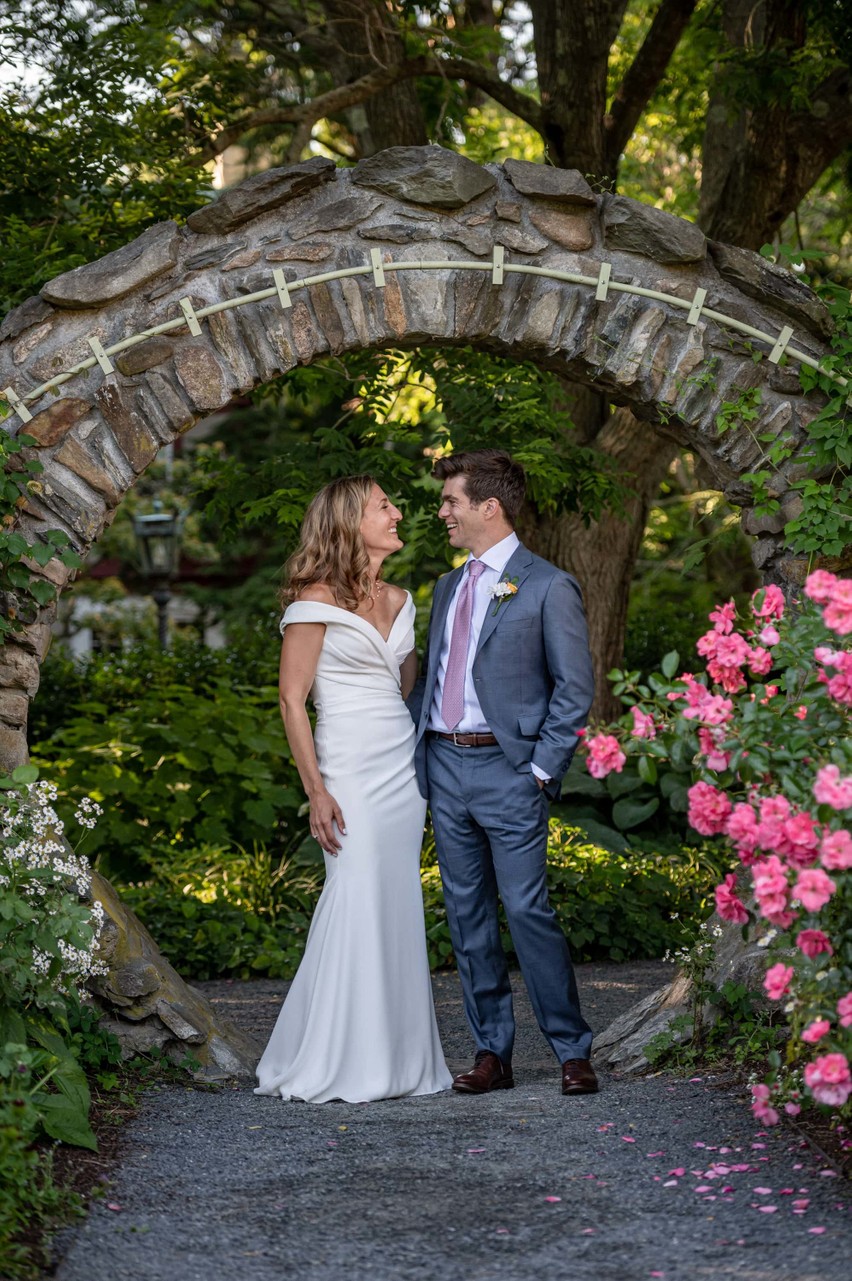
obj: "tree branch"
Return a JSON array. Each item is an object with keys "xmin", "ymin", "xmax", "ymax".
[
  {"xmin": 605, "ymin": 0, "xmax": 699, "ymax": 171},
  {"xmin": 187, "ymin": 53, "xmax": 544, "ymax": 166}
]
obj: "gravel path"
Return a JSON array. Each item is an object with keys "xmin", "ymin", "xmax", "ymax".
[{"xmin": 54, "ymin": 963, "xmax": 849, "ymax": 1281}]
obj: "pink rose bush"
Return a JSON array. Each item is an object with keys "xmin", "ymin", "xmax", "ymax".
[{"xmin": 582, "ymin": 572, "xmax": 852, "ymax": 1122}]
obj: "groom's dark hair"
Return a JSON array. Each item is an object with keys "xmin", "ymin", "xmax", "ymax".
[{"xmin": 433, "ymin": 449, "xmax": 526, "ymax": 525}]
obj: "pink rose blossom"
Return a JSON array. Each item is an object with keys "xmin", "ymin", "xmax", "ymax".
[
  {"xmin": 794, "ymin": 705, "xmax": 807, "ymax": 719},
  {"xmin": 751, "ymin": 1083, "xmax": 779, "ymax": 1126},
  {"xmin": 709, "ymin": 601, "xmax": 736, "ymax": 634},
  {"xmin": 823, "ymin": 579, "xmax": 852, "ymax": 635},
  {"xmin": 813, "ymin": 764, "xmax": 852, "ymax": 810},
  {"xmin": 752, "ymin": 856, "xmax": 791, "ymax": 922},
  {"xmin": 764, "ymin": 962, "xmax": 794, "ymax": 1001},
  {"xmin": 804, "ymin": 1053, "xmax": 852, "ymax": 1108},
  {"xmin": 796, "ymin": 929, "xmax": 834, "ymax": 959},
  {"xmin": 713, "ymin": 632, "xmax": 751, "ymax": 669},
  {"xmin": 707, "ymin": 661, "xmax": 747, "ymax": 693},
  {"xmin": 688, "ymin": 782, "xmax": 732, "ymax": 835},
  {"xmin": 837, "ymin": 994, "xmax": 852, "ymax": 1029},
  {"xmin": 779, "ymin": 811, "xmax": 821, "ymax": 868},
  {"xmin": 792, "ymin": 867, "xmax": 836, "ymax": 913},
  {"xmin": 758, "ymin": 624, "xmax": 780, "ymax": 646},
  {"xmin": 820, "ymin": 829, "xmax": 852, "ymax": 871},
  {"xmin": 814, "ymin": 645, "xmax": 841, "ymax": 666},
  {"xmin": 629, "ymin": 706, "xmax": 657, "ymax": 739},
  {"xmin": 784, "ymin": 1102, "xmax": 801, "ymax": 1116},
  {"xmin": 801, "ymin": 1019, "xmax": 831, "ymax": 1044},
  {"xmin": 827, "ymin": 669, "xmax": 852, "ymax": 705},
  {"xmin": 725, "ymin": 803, "xmax": 760, "ymax": 859},
  {"xmin": 804, "ymin": 570, "xmax": 837, "ymax": 604},
  {"xmin": 752, "ymin": 584, "xmax": 785, "ymax": 620},
  {"xmin": 697, "ymin": 630, "xmax": 719, "ymax": 659},
  {"xmin": 698, "ymin": 727, "xmax": 730, "ymax": 772},
  {"xmin": 715, "ymin": 873, "xmax": 749, "ymax": 924},
  {"xmin": 755, "ymin": 795, "xmax": 791, "ymax": 854},
  {"xmin": 747, "ymin": 646, "xmax": 773, "ymax": 676},
  {"xmin": 586, "ymin": 733, "xmax": 626, "ymax": 779}
]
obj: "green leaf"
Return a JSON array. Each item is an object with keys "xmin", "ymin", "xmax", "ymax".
[
  {"xmin": 637, "ymin": 755, "xmax": 658, "ymax": 785},
  {"xmin": 11, "ymin": 764, "xmax": 38, "ymax": 785},
  {"xmin": 612, "ymin": 795, "xmax": 660, "ymax": 830},
  {"xmin": 661, "ymin": 650, "xmax": 680, "ymax": 679},
  {"xmin": 35, "ymin": 1094, "xmax": 98, "ymax": 1151},
  {"xmin": 605, "ymin": 770, "xmax": 645, "ymax": 798}
]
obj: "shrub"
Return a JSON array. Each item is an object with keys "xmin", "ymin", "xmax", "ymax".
[
  {"xmin": 32, "ymin": 676, "xmax": 305, "ymax": 881},
  {"xmin": 583, "ymin": 574, "xmax": 852, "ymax": 1122},
  {"xmin": 0, "ymin": 771, "xmax": 111, "ymax": 1273},
  {"xmin": 121, "ymin": 842, "xmax": 323, "ymax": 981}
]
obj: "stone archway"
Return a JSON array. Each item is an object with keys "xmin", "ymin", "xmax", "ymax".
[{"xmin": 0, "ymin": 144, "xmax": 840, "ymax": 769}]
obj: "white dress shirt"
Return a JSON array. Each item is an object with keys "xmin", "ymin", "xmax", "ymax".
[
  {"xmin": 427, "ymin": 533, "xmax": 550, "ymax": 782},
  {"xmin": 428, "ymin": 531, "xmax": 519, "ymax": 734}
]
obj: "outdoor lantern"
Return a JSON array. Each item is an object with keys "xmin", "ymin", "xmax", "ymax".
[{"xmin": 132, "ymin": 500, "xmax": 185, "ymax": 648}]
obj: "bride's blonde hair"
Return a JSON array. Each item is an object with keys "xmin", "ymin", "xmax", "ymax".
[{"xmin": 282, "ymin": 475, "xmax": 377, "ymax": 611}]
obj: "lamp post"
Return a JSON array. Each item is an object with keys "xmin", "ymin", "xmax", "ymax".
[{"xmin": 132, "ymin": 500, "xmax": 184, "ymax": 648}]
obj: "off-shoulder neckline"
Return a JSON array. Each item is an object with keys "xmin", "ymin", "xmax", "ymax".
[{"xmin": 284, "ymin": 591, "xmax": 412, "ymax": 646}]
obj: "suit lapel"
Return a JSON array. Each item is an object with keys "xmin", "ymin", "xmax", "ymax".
[{"xmin": 475, "ymin": 544, "xmax": 534, "ymax": 656}]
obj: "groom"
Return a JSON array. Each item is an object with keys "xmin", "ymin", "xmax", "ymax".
[{"xmin": 408, "ymin": 448, "xmax": 598, "ymax": 1096}]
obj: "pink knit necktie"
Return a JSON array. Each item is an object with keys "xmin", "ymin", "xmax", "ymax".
[{"xmin": 441, "ymin": 560, "xmax": 485, "ymax": 731}]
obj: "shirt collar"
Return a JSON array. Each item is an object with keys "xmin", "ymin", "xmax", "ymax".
[{"xmin": 468, "ymin": 531, "xmax": 519, "ymax": 575}]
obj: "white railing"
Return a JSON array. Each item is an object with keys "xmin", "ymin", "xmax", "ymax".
[{"xmin": 3, "ymin": 246, "xmax": 849, "ymax": 425}]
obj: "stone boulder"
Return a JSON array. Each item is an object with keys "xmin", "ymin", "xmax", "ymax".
[
  {"xmin": 88, "ymin": 871, "xmax": 261, "ymax": 1081},
  {"xmin": 353, "ymin": 145, "xmax": 496, "ymax": 208},
  {"xmin": 594, "ymin": 918, "xmax": 771, "ymax": 1074}
]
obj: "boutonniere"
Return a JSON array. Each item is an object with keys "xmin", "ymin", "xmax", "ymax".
[{"xmin": 488, "ymin": 576, "xmax": 519, "ymax": 615}]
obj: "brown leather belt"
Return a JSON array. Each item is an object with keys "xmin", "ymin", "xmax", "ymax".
[{"xmin": 431, "ymin": 731, "xmax": 499, "ymax": 748}]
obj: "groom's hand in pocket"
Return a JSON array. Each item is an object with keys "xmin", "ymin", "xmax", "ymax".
[{"xmin": 310, "ymin": 788, "xmax": 347, "ymax": 855}]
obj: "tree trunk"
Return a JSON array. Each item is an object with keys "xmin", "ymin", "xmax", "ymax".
[
  {"xmin": 520, "ymin": 408, "xmax": 678, "ymax": 723},
  {"xmin": 529, "ymin": 0, "xmax": 629, "ymax": 182},
  {"xmin": 699, "ymin": 0, "xmax": 852, "ymax": 247},
  {"xmin": 321, "ymin": 0, "xmax": 427, "ymax": 156}
]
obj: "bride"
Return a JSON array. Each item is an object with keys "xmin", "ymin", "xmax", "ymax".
[{"xmin": 254, "ymin": 475, "xmax": 453, "ymax": 1103}]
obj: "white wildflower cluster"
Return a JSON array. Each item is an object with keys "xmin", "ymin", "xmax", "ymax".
[
  {"xmin": 74, "ymin": 796, "xmax": 104, "ymax": 830},
  {"xmin": 0, "ymin": 781, "xmax": 108, "ymax": 1004}
]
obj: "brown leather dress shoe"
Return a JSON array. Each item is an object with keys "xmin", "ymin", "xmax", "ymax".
[
  {"xmin": 561, "ymin": 1058, "xmax": 599, "ymax": 1095},
  {"xmin": 452, "ymin": 1050, "xmax": 514, "ymax": 1094}
]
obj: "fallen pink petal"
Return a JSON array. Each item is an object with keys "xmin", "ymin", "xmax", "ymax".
[
  {"xmin": 544, "ymin": 1196, "xmax": 562, "ymax": 1203},
  {"xmin": 808, "ymin": 1227, "xmax": 827, "ymax": 1234}
]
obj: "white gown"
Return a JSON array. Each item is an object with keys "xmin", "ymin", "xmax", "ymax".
[{"xmin": 254, "ymin": 593, "xmax": 453, "ymax": 1103}]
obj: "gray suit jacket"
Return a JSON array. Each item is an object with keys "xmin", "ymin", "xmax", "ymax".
[{"xmin": 408, "ymin": 544, "xmax": 595, "ymax": 800}]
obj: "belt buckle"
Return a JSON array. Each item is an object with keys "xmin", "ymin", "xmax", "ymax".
[{"xmin": 452, "ymin": 731, "xmax": 472, "ymax": 748}]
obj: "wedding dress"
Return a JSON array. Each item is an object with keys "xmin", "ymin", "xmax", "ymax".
[{"xmin": 254, "ymin": 593, "xmax": 453, "ymax": 1103}]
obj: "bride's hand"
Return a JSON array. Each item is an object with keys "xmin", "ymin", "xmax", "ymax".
[{"xmin": 309, "ymin": 788, "xmax": 346, "ymax": 855}]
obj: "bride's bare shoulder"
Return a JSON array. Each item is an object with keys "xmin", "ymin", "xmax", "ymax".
[
  {"xmin": 294, "ymin": 583, "xmax": 336, "ymax": 605},
  {"xmin": 384, "ymin": 583, "xmax": 409, "ymax": 609}
]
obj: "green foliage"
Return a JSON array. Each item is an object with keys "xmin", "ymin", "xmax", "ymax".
[
  {"xmin": 0, "ymin": 433, "xmax": 82, "ymax": 642},
  {"xmin": 0, "ymin": 1066, "xmax": 70, "ymax": 1281},
  {"xmin": 192, "ymin": 345, "xmax": 632, "ymax": 621},
  {"xmin": 32, "ymin": 668, "xmax": 304, "ymax": 880},
  {"xmin": 743, "ymin": 255, "xmax": 852, "ymax": 559},
  {"xmin": 118, "ymin": 821, "xmax": 715, "ymax": 981},
  {"xmin": 120, "ymin": 841, "xmax": 323, "ymax": 980},
  {"xmin": 29, "ymin": 630, "xmax": 278, "ymax": 743}
]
